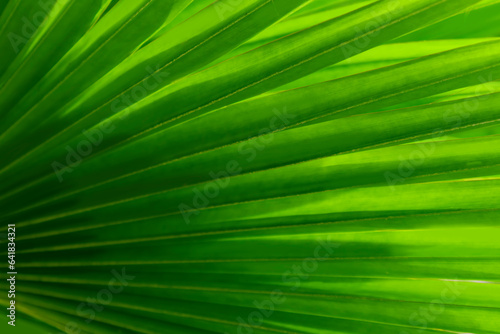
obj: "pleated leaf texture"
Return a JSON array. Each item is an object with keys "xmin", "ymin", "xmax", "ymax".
[{"xmin": 1, "ymin": 0, "xmax": 500, "ymax": 333}]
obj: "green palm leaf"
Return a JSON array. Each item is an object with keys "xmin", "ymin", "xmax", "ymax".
[{"xmin": 1, "ymin": 0, "xmax": 499, "ymax": 333}]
